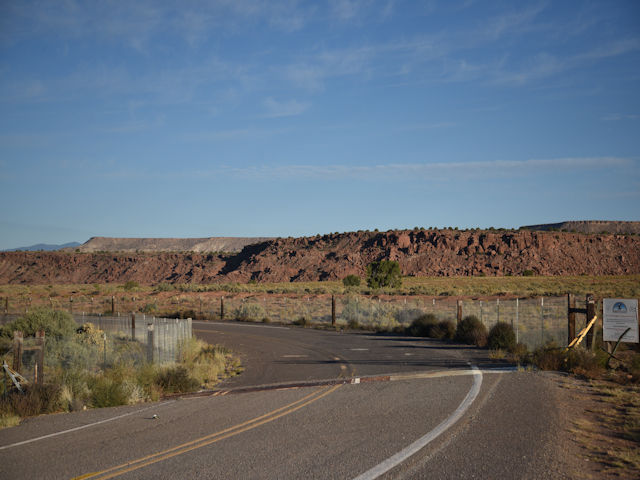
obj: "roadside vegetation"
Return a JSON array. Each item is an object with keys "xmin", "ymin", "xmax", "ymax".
[
  {"xmin": 1, "ymin": 275, "xmax": 638, "ymax": 308},
  {"xmin": 0, "ymin": 309, "xmax": 240, "ymax": 429}
]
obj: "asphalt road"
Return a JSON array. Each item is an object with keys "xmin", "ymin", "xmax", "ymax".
[{"xmin": 0, "ymin": 321, "xmax": 571, "ymax": 479}]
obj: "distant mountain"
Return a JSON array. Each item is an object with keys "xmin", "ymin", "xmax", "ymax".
[
  {"xmin": 3, "ymin": 242, "xmax": 81, "ymax": 252},
  {"xmin": 74, "ymin": 236, "xmax": 274, "ymax": 253},
  {"xmin": 521, "ymin": 220, "xmax": 640, "ymax": 235}
]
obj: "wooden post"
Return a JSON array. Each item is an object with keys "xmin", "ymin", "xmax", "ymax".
[
  {"xmin": 12, "ymin": 331, "xmax": 23, "ymax": 373},
  {"xmin": 4, "ymin": 297, "xmax": 8, "ymax": 314},
  {"xmin": 220, "ymin": 297, "xmax": 225, "ymax": 320},
  {"xmin": 456, "ymin": 300, "xmax": 462, "ymax": 325},
  {"xmin": 585, "ymin": 294, "xmax": 595, "ymax": 350},
  {"xmin": 35, "ymin": 330, "xmax": 45, "ymax": 385},
  {"xmin": 331, "ymin": 295, "xmax": 336, "ymax": 326},
  {"xmin": 146, "ymin": 324, "xmax": 155, "ymax": 363},
  {"xmin": 111, "ymin": 296, "xmax": 115, "ymax": 315},
  {"xmin": 69, "ymin": 296, "xmax": 73, "ymax": 314},
  {"xmin": 567, "ymin": 293, "xmax": 576, "ymax": 346},
  {"xmin": 131, "ymin": 313, "xmax": 136, "ymax": 341}
]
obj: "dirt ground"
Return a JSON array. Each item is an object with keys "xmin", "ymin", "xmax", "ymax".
[{"xmin": 551, "ymin": 373, "xmax": 640, "ymax": 479}]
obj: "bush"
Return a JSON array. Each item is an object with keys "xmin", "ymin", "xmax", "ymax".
[
  {"xmin": 532, "ymin": 342, "xmax": 564, "ymax": 371},
  {"xmin": 0, "ymin": 308, "xmax": 76, "ymax": 339},
  {"xmin": 522, "ymin": 270, "xmax": 534, "ymax": 277},
  {"xmin": 123, "ymin": 280, "xmax": 139, "ymax": 291},
  {"xmin": 408, "ymin": 315, "xmax": 455, "ymax": 340},
  {"xmin": 408, "ymin": 314, "xmax": 438, "ymax": 337},
  {"xmin": 155, "ymin": 366, "xmax": 200, "ymax": 393},
  {"xmin": 432, "ymin": 320, "xmax": 456, "ymax": 340},
  {"xmin": 366, "ymin": 260, "xmax": 402, "ymax": 289},
  {"xmin": 455, "ymin": 315, "xmax": 488, "ymax": 347},
  {"xmin": 233, "ymin": 302, "xmax": 266, "ymax": 322},
  {"xmin": 488, "ymin": 322, "xmax": 516, "ymax": 351},
  {"xmin": 343, "ymin": 275, "xmax": 361, "ymax": 288}
]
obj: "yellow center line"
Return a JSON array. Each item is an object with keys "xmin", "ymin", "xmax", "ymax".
[{"xmin": 73, "ymin": 384, "xmax": 341, "ymax": 480}]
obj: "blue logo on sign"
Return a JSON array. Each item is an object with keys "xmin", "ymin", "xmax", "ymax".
[{"xmin": 613, "ymin": 302, "xmax": 627, "ymax": 313}]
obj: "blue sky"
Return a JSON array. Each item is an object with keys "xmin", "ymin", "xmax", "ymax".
[{"xmin": 1, "ymin": 1, "xmax": 639, "ymax": 249}]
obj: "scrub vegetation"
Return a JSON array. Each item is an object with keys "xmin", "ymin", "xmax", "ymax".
[{"xmin": 0, "ymin": 309, "xmax": 240, "ymax": 428}]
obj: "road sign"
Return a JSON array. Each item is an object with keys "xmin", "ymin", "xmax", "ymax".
[{"xmin": 603, "ymin": 298, "xmax": 639, "ymax": 343}]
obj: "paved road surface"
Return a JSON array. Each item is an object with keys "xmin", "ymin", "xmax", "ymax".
[{"xmin": 0, "ymin": 321, "xmax": 570, "ymax": 479}]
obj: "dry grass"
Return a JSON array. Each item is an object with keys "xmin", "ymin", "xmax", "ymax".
[
  {"xmin": 1, "ymin": 275, "xmax": 638, "ymax": 308},
  {"xmin": 569, "ymin": 381, "xmax": 640, "ymax": 478}
]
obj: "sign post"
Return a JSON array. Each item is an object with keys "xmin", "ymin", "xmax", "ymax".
[{"xmin": 603, "ymin": 299, "xmax": 639, "ymax": 343}]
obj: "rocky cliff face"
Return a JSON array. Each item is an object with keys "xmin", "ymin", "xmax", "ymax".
[{"xmin": 1, "ymin": 230, "xmax": 638, "ymax": 284}]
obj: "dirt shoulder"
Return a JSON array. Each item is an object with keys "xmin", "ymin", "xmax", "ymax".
[{"xmin": 550, "ymin": 372, "xmax": 640, "ymax": 479}]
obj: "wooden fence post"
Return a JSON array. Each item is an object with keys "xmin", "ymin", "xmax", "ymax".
[
  {"xmin": 456, "ymin": 300, "xmax": 462, "ymax": 325},
  {"xmin": 567, "ymin": 293, "xmax": 576, "ymax": 346},
  {"xmin": 147, "ymin": 324, "xmax": 155, "ymax": 363},
  {"xmin": 331, "ymin": 295, "xmax": 336, "ymax": 326},
  {"xmin": 12, "ymin": 331, "xmax": 23, "ymax": 373},
  {"xmin": 220, "ymin": 297, "xmax": 225, "ymax": 320},
  {"xmin": 35, "ymin": 330, "xmax": 45, "ymax": 385},
  {"xmin": 4, "ymin": 297, "xmax": 8, "ymax": 314},
  {"xmin": 585, "ymin": 294, "xmax": 595, "ymax": 350},
  {"xmin": 131, "ymin": 313, "xmax": 136, "ymax": 341},
  {"xmin": 111, "ymin": 296, "xmax": 115, "ymax": 315}
]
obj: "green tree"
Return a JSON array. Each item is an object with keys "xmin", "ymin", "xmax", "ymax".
[
  {"xmin": 342, "ymin": 275, "xmax": 361, "ymax": 288},
  {"xmin": 366, "ymin": 260, "xmax": 402, "ymax": 289}
]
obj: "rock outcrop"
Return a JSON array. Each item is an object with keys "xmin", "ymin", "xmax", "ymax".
[{"xmin": 1, "ymin": 229, "xmax": 639, "ymax": 285}]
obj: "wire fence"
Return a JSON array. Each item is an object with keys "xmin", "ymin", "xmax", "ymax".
[
  {"xmin": 1, "ymin": 314, "xmax": 193, "ymax": 385},
  {"xmin": 217, "ymin": 294, "xmax": 578, "ymax": 350},
  {"xmin": 1, "ymin": 294, "xmax": 599, "ymax": 351}
]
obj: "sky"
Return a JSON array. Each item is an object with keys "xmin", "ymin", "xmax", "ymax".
[{"xmin": 1, "ymin": 1, "xmax": 639, "ymax": 249}]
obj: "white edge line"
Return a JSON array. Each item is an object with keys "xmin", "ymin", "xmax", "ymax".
[
  {"xmin": 0, "ymin": 400, "xmax": 175, "ymax": 451},
  {"xmin": 352, "ymin": 365, "xmax": 483, "ymax": 480}
]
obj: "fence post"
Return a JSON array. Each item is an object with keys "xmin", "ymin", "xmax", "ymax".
[
  {"xmin": 111, "ymin": 296, "xmax": 115, "ymax": 315},
  {"xmin": 131, "ymin": 313, "xmax": 136, "ymax": 341},
  {"xmin": 70, "ymin": 297, "xmax": 73, "ymax": 314},
  {"xmin": 12, "ymin": 331, "xmax": 23, "ymax": 373},
  {"xmin": 456, "ymin": 300, "xmax": 462, "ymax": 324},
  {"xmin": 567, "ymin": 293, "xmax": 576, "ymax": 346},
  {"xmin": 515, "ymin": 298, "xmax": 519, "ymax": 344},
  {"xmin": 4, "ymin": 297, "xmax": 8, "ymax": 314},
  {"xmin": 331, "ymin": 295, "xmax": 336, "ymax": 326},
  {"xmin": 220, "ymin": 297, "xmax": 225, "ymax": 320},
  {"xmin": 35, "ymin": 330, "xmax": 45, "ymax": 385},
  {"xmin": 585, "ymin": 294, "xmax": 595, "ymax": 350},
  {"xmin": 540, "ymin": 297, "xmax": 545, "ymax": 346},
  {"xmin": 147, "ymin": 324, "xmax": 155, "ymax": 363},
  {"xmin": 497, "ymin": 298, "xmax": 500, "ymax": 323}
]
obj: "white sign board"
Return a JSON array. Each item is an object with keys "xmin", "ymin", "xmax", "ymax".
[{"xmin": 603, "ymin": 298, "xmax": 639, "ymax": 343}]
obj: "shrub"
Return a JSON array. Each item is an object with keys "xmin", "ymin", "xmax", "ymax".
[
  {"xmin": 432, "ymin": 320, "xmax": 456, "ymax": 340},
  {"xmin": 532, "ymin": 342, "xmax": 564, "ymax": 370},
  {"xmin": 0, "ymin": 308, "xmax": 76, "ymax": 339},
  {"xmin": 233, "ymin": 302, "xmax": 266, "ymax": 322},
  {"xmin": 155, "ymin": 365, "xmax": 199, "ymax": 394},
  {"xmin": 565, "ymin": 348, "xmax": 607, "ymax": 379},
  {"xmin": 0, "ymin": 384, "xmax": 63, "ymax": 418},
  {"xmin": 123, "ymin": 280, "xmax": 139, "ymax": 291},
  {"xmin": 155, "ymin": 282, "xmax": 174, "ymax": 292},
  {"xmin": 366, "ymin": 260, "xmax": 402, "ymax": 289},
  {"xmin": 488, "ymin": 322, "xmax": 516, "ymax": 351},
  {"xmin": 408, "ymin": 315, "xmax": 455, "ymax": 340},
  {"xmin": 408, "ymin": 314, "xmax": 438, "ymax": 337},
  {"xmin": 455, "ymin": 315, "xmax": 488, "ymax": 347},
  {"xmin": 522, "ymin": 270, "xmax": 534, "ymax": 277},
  {"xmin": 343, "ymin": 275, "xmax": 361, "ymax": 287},
  {"xmin": 509, "ymin": 342, "xmax": 529, "ymax": 363}
]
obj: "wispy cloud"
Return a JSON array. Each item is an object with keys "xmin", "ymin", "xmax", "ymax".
[
  {"xmin": 221, "ymin": 157, "xmax": 635, "ymax": 180},
  {"xmin": 602, "ymin": 113, "xmax": 640, "ymax": 122},
  {"xmin": 261, "ymin": 97, "xmax": 310, "ymax": 118}
]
